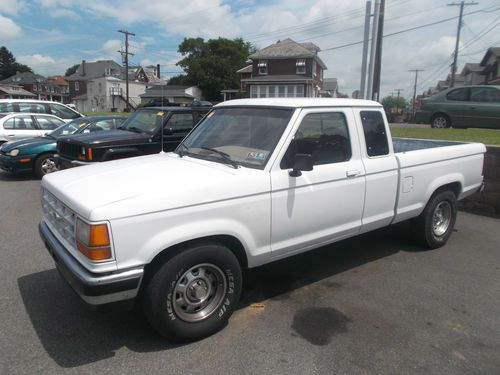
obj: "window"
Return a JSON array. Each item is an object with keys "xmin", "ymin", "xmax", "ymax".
[
  {"xmin": 75, "ymin": 82, "xmax": 79, "ymax": 91},
  {"xmin": 98, "ymin": 82, "xmax": 102, "ymax": 93},
  {"xmin": 0, "ymin": 103, "xmax": 15, "ymax": 112},
  {"xmin": 86, "ymin": 120, "xmax": 115, "ymax": 132},
  {"xmin": 360, "ymin": 111, "xmax": 389, "ymax": 157},
  {"xmin": 250, "ymin": 85, "xmax": 258, "ymax": 98},
  {"xmin": 18, "ymin": 103, "xmax": 46, "ymax": 113},
  {"xmin": 166, "ymin": 113, "xmax": 193, "ymax": 131},
  {"xmin": 268, "ymin": 86, "xmax": 276, "ymax": 98},
  {"xmin": 258, "ymin": 60, "xmax": 268, "ymax": 75},
  {"xmin": 296, "ymin": 59, "xmax": 306, "ymax": 74},
  {"xmin": 3, "ymin": 118, "xmax": 14, "ymax": 129},
  {"xmin": 446, "ymin": 88, "xmax": 468, "ymax": 101},
  {"xmin": 281, "ymin": 112, "xmax": 351, "ymax": 169},
  {"xmin": 105, "ymin": 67, "xmax": 111, "ymax": 76},
  {"xmin": 296, "ymin": 85, "xmax": 304, "ymax": 97},
  {"xmin": 258, "ymin": 86, "xmax": 267, "ymax": 98},
  {"xmin": 278, "ymin": 86, "xmax": 285, "ymax": 97},
  {"xmin": 36, "ymin": 116, "xmax": 65, "ymax": 130},
  {"xmin": 49, "ymin": 103, "xmax": 80, "ymax": 119},
  {"xmin": 5, "ymin": 115, "xmax": 35, "ymax": 130},
  {"xmin": 470, "ymin": 87, "xmax": 500, "ymax": 103}
]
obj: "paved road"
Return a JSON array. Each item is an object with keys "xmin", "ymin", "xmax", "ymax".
[{"xmin": 1, "ymin": 170, "xmax": 499, "ymax": 374}]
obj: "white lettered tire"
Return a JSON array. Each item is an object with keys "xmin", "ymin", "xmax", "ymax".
[{"xmin": 142, "ymin": 242, "xmax": 242, "ymax": 342}]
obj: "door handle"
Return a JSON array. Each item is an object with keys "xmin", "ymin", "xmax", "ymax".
[
  {"xmin": 469, "ymin": 107, "xmax": 476, "ymax": 110},
  {"xmin": 346, "ymin": 170, "xmax": 360, "ymax": 177},
  {"xmin": 7, "ymin": 134, "xmax": 15, "ymax": 137}
]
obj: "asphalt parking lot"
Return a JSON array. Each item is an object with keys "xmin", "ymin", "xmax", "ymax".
[{"xmin": 1, "ymin": 170, "xmax": 499, "ymax": 374}]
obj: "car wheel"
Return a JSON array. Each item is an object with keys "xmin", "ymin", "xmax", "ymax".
[
  {"xmin": 142, "ymin": 242, "xmax": 242, "ymax": 342},
  {"xmin": 412, "ymin": 190, "xmax": 457, "ymax": 249},
  {"xmin": 34, "ymin": 153, "xmax": 59, "ymax": 179},
  {"xmin": 431, "ymin": 114, "xmax": 451, "ymax": 128}
]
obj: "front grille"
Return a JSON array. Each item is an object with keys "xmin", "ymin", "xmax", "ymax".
[
  {"xmin": 41, "ymin": 189, "xmax": 76, "ymax": 247},
  {"xmin": 57, "ymin": 141, "xmax": 81, "ymax": 160}
]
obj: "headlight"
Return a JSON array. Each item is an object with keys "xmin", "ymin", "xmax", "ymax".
[
  {"xmin": 76, "ymin": 218, "xmax": 112, "ymax": 261},
  {"xmin": 7, "ymin": 149, "xmax": 20, "ymax": 157}
]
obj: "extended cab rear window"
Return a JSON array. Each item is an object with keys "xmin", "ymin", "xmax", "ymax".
[{"xmin": 360, "ymin": 111, "xmax": 389, "ymax": 157}]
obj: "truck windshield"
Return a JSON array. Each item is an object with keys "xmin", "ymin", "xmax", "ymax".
[
  {"xmin": 120, "ymin": 109, "xmax": 162, "ymax": 134},
  {"xmin": 179, "ymin": 107, "xmax": 294, "ymax": 169}
]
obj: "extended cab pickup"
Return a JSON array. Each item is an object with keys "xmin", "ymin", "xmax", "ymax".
[
  {"xmin": 56, "ymin": 106, "xmax": 210, "ymax": 168},
  {"xmin": 39, "ymin": 98, "xmax": 486, "ymax": 341}
]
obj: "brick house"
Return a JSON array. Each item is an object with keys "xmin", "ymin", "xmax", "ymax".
[
  {"xmin": 0, "ymin": 72, "xmax": 69, "ymax": 103},
  {"xmin": 239, "ymin": 38, "xmax": 327, "ymax": 98}
]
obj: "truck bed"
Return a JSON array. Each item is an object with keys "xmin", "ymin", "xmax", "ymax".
[{"xmin": 392, "ymin": 137, "xmax": 465, "ymax": 153}]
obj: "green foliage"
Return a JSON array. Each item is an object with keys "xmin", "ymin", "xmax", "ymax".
[
  {"xmin": 172, "ymin": 37, "xmax": 255, "ymax": 101},
  {"xmin": 65, "ymin": 64, "xmax": 79, "ymax": 77},
  {"xmin": 167, "ymin": 74, "xmax": 191, "ymax": 86},
  {"xmin": 390, "ymin": 127, "xmax": 500, "ymax": 145},
  {"xmin": 381, "ymin": 95, "xmax": 408, "ymax": 112},
  {"xmin": 0, "ymin": 46, "xmax": 32, "ymax": 80}
]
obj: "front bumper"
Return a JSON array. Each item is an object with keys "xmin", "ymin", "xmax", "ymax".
[
  {"xmin": 55, "ymin": 154, "xmax": 92, "ymax": 169},
  {"xmin": 39, "ymin": 220, "xmax": 144, "ymax": 305},
  {"xmin": 0, "ymin": 153, "xmax": 34, "ymax": 174}
]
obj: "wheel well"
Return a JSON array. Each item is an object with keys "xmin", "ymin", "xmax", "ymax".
[
  {"xmin": 433, "ymin": 182, "xmax": 461, "ymax": 199},
  {"xmin": 34, "ymin": 151, "xmax": 55, "ymax": 165},
  {"xmin": 142, "ymin": 235, "xmax": 249, "ymax": 284},
  {"xmin": 431, "ymin": 112, "xmax": 450, "ymax": 121}
]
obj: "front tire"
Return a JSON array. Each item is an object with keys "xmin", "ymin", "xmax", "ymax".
[
  {"xmin": 34, "ymin": 153, "xmax": 59, "ymax": 179},
  {"xmin": 142, "ymin": 242, "xmax": 242, "ymax": 342},
  {"xmin": 431, "ymin": 114, "xmax": 451, "ymax": 128},
  {"xmin": 412, "ymin": 190, "xmax": 457, "ymax": 249}
]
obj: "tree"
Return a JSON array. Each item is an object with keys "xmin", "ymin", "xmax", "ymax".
[
  {"xmin": 381, "ymin": 95, "xmax": 407, "ymax": 114},
  {"xmin": 171, "ymin": 37, "xmax": 255, "ymax": 101},
  {"xmin": 65, "ymin": 64, "xmax": 79, "ymax": 77},
  {"xmin": 0, "ymin": 46, "xmax": 32, "ymax": 80}
]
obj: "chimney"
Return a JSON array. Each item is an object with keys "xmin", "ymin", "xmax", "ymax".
[
  {"xmin": 156, "ymin": 64, "xmax": 161, "ymax": 78},
  {"xmin": 82, "ymin": 60, "xmax": 86, "ymax": 76}
]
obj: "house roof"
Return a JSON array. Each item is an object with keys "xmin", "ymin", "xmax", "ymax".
[
  {"xmin": 480, "ymin": 47, "xmax": 500, "ymax": 66},
  {"xmin": 0, "ymin": 84, "xmax": 36, "ymax": 96},
  {"xmin": 249, "ymin": 38, "xmax": 327, "ymax": 69},
  {"xmin": 242, "ymin": 74, "xmax": 314, "ymax": 83},
  {"xmin": 66, "ymin": 60, "xmax": 123, "ymax": 81},
  {"xmin": 0, "ymin": 71, "xmax": 46, "ymax": 85},
  {"xmin": 236, "ymin": 65, "xmax": 253, "ymax": 74},
  {"xmin": 461, "ymin": 63, "xmax": 482, "ymax": 75}
]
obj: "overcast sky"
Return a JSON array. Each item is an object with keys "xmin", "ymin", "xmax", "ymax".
[{"xmin": 0, "ymin": 0, "xmax": 499, "ymax": 100}]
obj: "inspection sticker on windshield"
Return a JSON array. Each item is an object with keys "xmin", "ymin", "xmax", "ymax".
[
  {"xmin": 246, "ymin": 151, "xmax": 267, "ymax": 161},
  {"xmin": 156, "ymin": 112, "xmax": 164, "ymax": 116}
]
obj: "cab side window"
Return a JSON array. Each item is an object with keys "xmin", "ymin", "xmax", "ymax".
[
  {"xmin": 281, "ymin": 112, "xmax": 351, "ymax": 169},
  {"xmin": 165, "ymin": 113, "xmax": 193, "ymax": 132},
  {"xmin": 360, "ymin": 111, "xmax": 389, "ymax": 157}
]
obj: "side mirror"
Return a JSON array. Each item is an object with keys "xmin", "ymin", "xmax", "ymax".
[
  {"xmin": 289, "ymin": 154, "xmax": 313, "ymax": 177},
  {"xmin": 163, "ymin": 127, "xmax": 173, "ymax": 135}
]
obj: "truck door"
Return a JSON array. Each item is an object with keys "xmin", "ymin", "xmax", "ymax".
[{"xmin": 270, "ymin": 108, "xmax": 366, "ymax": 258}]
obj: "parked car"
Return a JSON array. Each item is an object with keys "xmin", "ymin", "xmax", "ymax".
[
  {"xmin": 39, "ymin": 98, "xmax": 485, "ymax": 342},
  {"xmin": 0, "ymin": 113, "xmax": 65, "ymax": 144},
  {"xmin": 415, "ymin": 85, "xmax": 500, "ymax": 129},
  {"xmin": 56, "ymin": 105, "xmax": 211, "ymax": 169},
  {"xmin": 0, "ymin": 116, "xmax": 127, "ymax": 178},
  {"xmin": 0, "ymin": 99, "xmax": 84, "ymax": 122}
]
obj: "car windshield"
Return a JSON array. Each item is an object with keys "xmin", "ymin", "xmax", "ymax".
[
  {"xmin": 120, "ymin": 109, "xmax": 162, "ymax": 134},
  {"xmin": 49, "ymin": 118, "xmax": 90, "ymax": 137},
  {"xmin": 179, "ymin": 107, "xmax": 293, "ymax": 169}
]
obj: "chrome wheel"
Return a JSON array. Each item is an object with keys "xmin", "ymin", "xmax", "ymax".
[
  {"xmin": 432, "ymin": 116, "xmax": 448, "ymax": 128},
  {"xmin": 172, "ymin": 263, "xmax": 227, "ymax": 323},
  {"xmin": 432, "ymin": 201, "xmax": 452, "ymax": 237},
  {"xmin": 41, "ymin": 156, "xmax": 58, "ymax": 175}
]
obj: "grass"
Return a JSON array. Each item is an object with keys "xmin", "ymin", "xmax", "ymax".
[
  {"xmin": 83, "ymin": 112, "xmax": 132, "ymax": 116},
  {"xmin": 390, "ymin": 127, "xmax": 500, "ymax": 146}
]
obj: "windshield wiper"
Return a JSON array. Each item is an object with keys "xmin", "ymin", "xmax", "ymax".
[
  {"xmin": 200, "ymin": 147, "xmax": 239, "ymax": 169},
  {"xmin": 177, "ymin": 142, "xmax": 190, "ymax": 157}
]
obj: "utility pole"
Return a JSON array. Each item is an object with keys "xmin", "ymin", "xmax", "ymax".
[
  {"xmin": 409, "ymin": 69, "xmax": 424, "ymax": 120},
  {"xmin": 448, "ymin": 1, "xmax": 478, "ymax": 87},
  {"xmin": 372, "ymin": 0, "xmax": 385, "ymax": 102},
  {"xmin": 118, "ymin": 29, "xmax": 135, "ymax": 111},
  {"xmin": 394, "ymin": 88, "xmax": 403, "ymax": 115},
  {"xmin": 366, "ymin": 0, "xmax": 380, "ymax": 100},
  {"xmin": 360, "ymin": 1, "xmax": 372, "ymax": 99}
]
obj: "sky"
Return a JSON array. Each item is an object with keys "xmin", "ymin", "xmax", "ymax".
[{"xmin": 0, "ymin": 0, "xmax": 499, "ymax": 100}]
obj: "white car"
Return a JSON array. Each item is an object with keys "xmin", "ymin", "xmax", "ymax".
[
  {"xmin": 0, "ymin": 113, "xmax": 66, "ymax": 144},
  {"xmin": 0, "ymin": 99, "xmax": 83, "ymax": 122},
  {"xmin": 39, "ymin": 98, "xmax": 486, "ymax": 342}
]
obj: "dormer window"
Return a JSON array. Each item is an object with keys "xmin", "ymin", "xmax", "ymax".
[
  {"xmin": 258, "ymin": 60, "xmax": 268, "ymax": 75},
  {"xmin": 296, "ymin": 59, "xmax": 306, "ymax": 74},
  {"xmin": 105, "ymin": 67, "xmax": 111, "ymax": 76}
]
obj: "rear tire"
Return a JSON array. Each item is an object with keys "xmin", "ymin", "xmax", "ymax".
[
  {"xmin": 142, "ymin": 242, "xmax": 242, "ymax": 342},
  {"xmin": 34, "ymin": 153, "xmax": 58, "ymax": 179},
  {"xmin": 430, "ymin": 114, "xmax": 451, "ymax": 128},
  {"xmin": 412, "ymin": 190, "xmax": 457, "ymax": 249}
]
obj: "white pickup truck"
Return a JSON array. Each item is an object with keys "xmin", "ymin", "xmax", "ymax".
[{"xmin": 39, "ymin": 98, "xmax": 485, "ymax": 341}]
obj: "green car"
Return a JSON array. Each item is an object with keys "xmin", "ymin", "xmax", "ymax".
[
  {"xmin": 416, "ymin": 85, "xmax": 500, "ymax": 129},
  {"xmin": 0, "ymin": 116, "xmax": 127, "ymax": 178}
]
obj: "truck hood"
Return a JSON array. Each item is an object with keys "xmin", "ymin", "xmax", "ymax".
[
  {"xmin": 59, "ymin": 129, "xmax": 150, "ymax": 147},
  {"xmin": 41, "ymin": 153, "xmax": 269, "ymax": 221}
]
